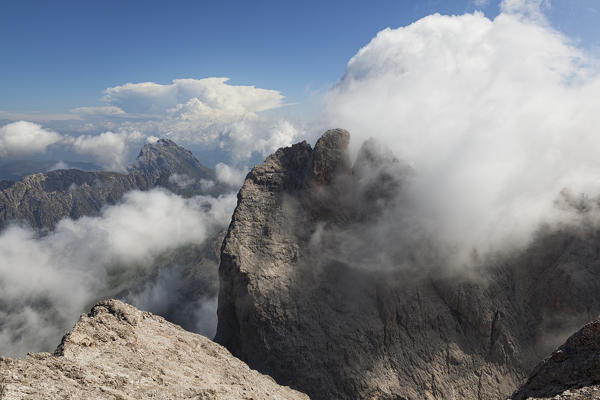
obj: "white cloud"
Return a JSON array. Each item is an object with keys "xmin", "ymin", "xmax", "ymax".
[
  {"xmin": 0, "ymin": 121, "xmax": 62, "ymax": 158},
  {"xmin": 59, "ymin": 78, "xmax": 300, "ymax": 166},
  {"xmin": 3, "ymin": 77, "xmax": 300, "ymax": 167},
  {"xmin": 102, "ymin": 78, "xmax": 284, "ymax": 116},
  {"xmin": 326, "ymin": 10, "xmax": 600, "ymax": 265},
  {"xmin": 69, "ymin": 106, "xmax": 126, "ymax": 116},
  {"xmin": 474, "ymin": 0, "xmax": 491, "ymax": 7},
  {"xmin": 221, "ymin": 119, "xmax": 301, "ymax": 162},
  {"xmin": 215, "ymin": 163, "xmax": 247, "ymax": 187},
  {"xmin": 0, "ymin": 189, "xmax": 236, "ymax": 356},
  {"xmin": 168, "ymin": 173, "xmax": 196, "ymax": 189},
  {"xmin": 63, "ymin": 130, "xmax": 146, "ymax": 172},
  {"xmin": 47, "ymin": 160, "xmax": 69, "ymax": 171}
]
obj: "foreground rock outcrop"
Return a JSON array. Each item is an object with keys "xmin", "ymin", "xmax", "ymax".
[
  {"xmin": 216, "ymin": 129, "xmax": 600, "ymax": 399},
  {"xmin": 512, "ymin": 319, "xmax": 600, "ymax": 400},
  {"xmin": 0, "ymin": 299, "xmax": 308, "ymax": 400},
  {"xmin": 0, "ymin": 139, "xmax": 216, "ymax": 230}
]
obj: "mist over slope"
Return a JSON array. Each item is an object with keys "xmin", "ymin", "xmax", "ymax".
[{"xmin": 0, "ymin": 139, "xmax": 236, "ymax": 357}]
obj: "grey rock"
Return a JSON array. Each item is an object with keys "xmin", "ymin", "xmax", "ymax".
[
  {"xmin": 0, "ymin": 138, "xmax": 216, "ymax": 231},
  {"xmin": 0, "ymin": 299, "xmax": 309, "ymax": 400},
  {"xmin": 216, "ymin": 129, "xmax": 600, "ymax": 399}
]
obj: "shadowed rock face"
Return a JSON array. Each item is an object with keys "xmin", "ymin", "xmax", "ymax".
[
  {"xmin": 216, "ymin": 129, "xmax": 600, "ymax": 400},
  {"xmin": 127, "ymin": 138, "xmax": 215, "ymax": 189},
  {"xmin": 0, "ymin": 299, "xmax": 309, "ymax": 400},
  {"xmin": 512, "ymin": 319, "xmax": 600, "ymax": 400},
  {"xmin": 0, "ymin": 138, "xmax": 217, "ymax": 231}
]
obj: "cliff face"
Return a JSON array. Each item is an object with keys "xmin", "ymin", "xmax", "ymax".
[
  {"xmin": 0, "ymin": 139, "xmax": 216, "ymax": 231},
  {"xmin": 0, "ymin": 299, "xmax": 309, "ymax": 400},
  {"xmin": 216, "ymin": 129, "xmax": 600, "ymax": 399}
]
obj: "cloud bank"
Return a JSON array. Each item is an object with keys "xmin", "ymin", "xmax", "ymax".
[
  {"xmin": 0, "ymin": 189, "xmax": 236, "ymax": 356},
  {"xmin": 326, "ymin": 8, "xmax": 600, "ymax": 264}
]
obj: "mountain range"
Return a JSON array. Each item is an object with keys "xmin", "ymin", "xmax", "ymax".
[
  {"xmin": 2, "ymin": 131, "xmax": 600, "ymax": 399},
  {"xmin": 0, "ymin": 138, "xmax": 221, "ymax": 231}
]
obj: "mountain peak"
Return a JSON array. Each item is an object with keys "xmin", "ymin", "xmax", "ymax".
[
  {"xmin": 311, "ymin": 128, "xmax": 351, "ymax": 185},
  {"xmin": 128, "ymin": 138, "xmax": 213, "ymax": 180}
]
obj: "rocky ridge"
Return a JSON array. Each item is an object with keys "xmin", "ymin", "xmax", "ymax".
[
  {"xmin": 0, "ymin": 139, "xmax": 216, "ymax": 230},
  {"xmin": 216, "ymin": 129, "xmax": 600, "ymax": 399},
  {"xmin": 0, "ymin": 299, "xmax": 308, "ymax": 400}
]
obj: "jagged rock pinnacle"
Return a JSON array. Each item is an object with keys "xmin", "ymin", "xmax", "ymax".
[{"xmin": 311, "ymin": 128, "xmax": 351, "ymax": 185}]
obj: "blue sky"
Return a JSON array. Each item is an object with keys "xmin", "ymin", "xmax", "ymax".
[
  {"xmin": 1, "ymin": 1, "xmax": 598, "ymax": 113},
  {"xmin": 2, "ymin": 0, "xmax": 600, "ymax": 170},
  {"xmin": 0, "ymin": 0, "xmax": 535, "ymax": 112}
]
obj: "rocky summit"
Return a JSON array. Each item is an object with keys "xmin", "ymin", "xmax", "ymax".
[
  {"xmin": 0, "ymin": 299, "xmax": 308, "ymax": 400},
  {"xmin": 0, "ymin": 138, "xmax": 216, "ymax": 230},
  {"xmin": 216, "ymin": 129, "xmax": 600, "ymax": 399}
]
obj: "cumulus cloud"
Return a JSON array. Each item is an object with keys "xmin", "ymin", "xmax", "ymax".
[
  {"xmin": 0, "ymin": 189, "xmax": 236, "ymax": 356},
  {"xmin": 82, "ymin": 78, "xmax": 299, "ymax": 166},
  {"xmin": 62, "ymin": 130, "xmax": 146, "ymax": 172},
  {"xmin": 326, "ymin": 9, "xmax": 600, "ymax": 265},
  {"xmin": 0, "ymin": 121, "xmax": 62, "ymax": 158},
  {"xmin": 0, "ymin": 120, "xmax": 158, "ymax": 172},
  {"xmin": 102, "ymin": 78, "xmax": 284, "ymax": 116},
  {"xmin": 4, "ymin": 78, "xmax": 300, "ymax": 168},
  {"xmin": 215, "ymin": 163, "xmax": 247, "ymax": 187}
]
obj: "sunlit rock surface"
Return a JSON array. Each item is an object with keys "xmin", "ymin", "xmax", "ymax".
[{"xmin": 0, "ymin": 299, "xmax": 309, "ymax": 400}]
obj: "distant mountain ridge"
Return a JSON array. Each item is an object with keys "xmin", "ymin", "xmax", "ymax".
[
  {"xmin": 0, "ymin": 138, "xmax": 218, "ymax": 230},
  {"xmin": 0, "ymin": 159, "xmax": 101, "ymax": 182}
]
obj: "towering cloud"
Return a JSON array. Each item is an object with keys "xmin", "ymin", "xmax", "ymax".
[{"xmin": 326, "ymin": 8, "xmax": 600, "ymax": 263}]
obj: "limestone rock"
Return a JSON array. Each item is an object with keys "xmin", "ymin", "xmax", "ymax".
[
  {"xmin": 0, "ymin": 299, "xmax": 309, "ymax": 400},
  {"xmin": 215, "ymin": 129, "xmax": 600, "ymax": 399}
]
